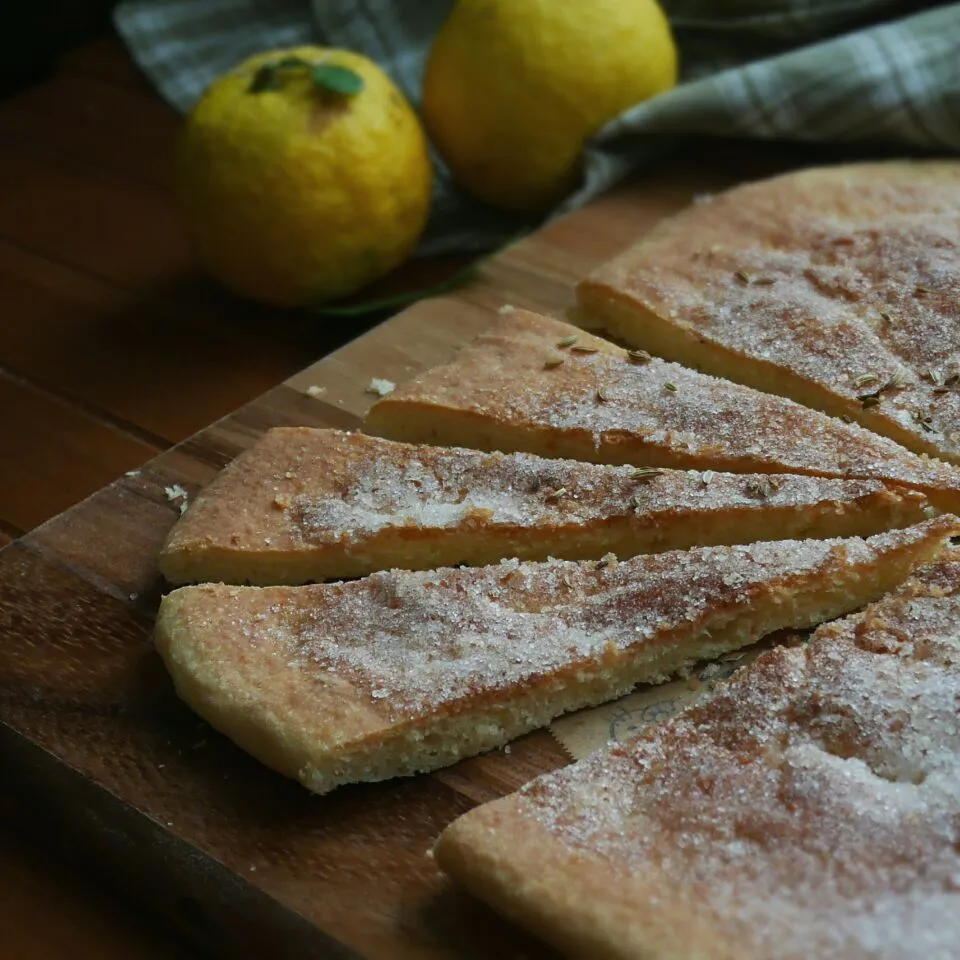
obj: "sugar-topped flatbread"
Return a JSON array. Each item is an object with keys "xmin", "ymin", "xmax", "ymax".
[
  {"xmin": 436, "ymin": 548, "xmax": 960, "ymax": 960},
  {"xmin": 577, "ymin": 161, "xmax": 960, "ymax": 465},
  {"xmin": 159, "ymin": 427, "xmax": 932, "ymax": 584},
  {"xmin": 366, "ymin": 310, "xmax": 960, "ymax": 512},
  {"xmin": 155, "ymin": 517, "xmax": 957, "ymax": 795}
]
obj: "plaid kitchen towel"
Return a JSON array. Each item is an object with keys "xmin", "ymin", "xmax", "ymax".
[{"xmin": 115, "ymin": 0, "xmax": 960, "ymax": 255}]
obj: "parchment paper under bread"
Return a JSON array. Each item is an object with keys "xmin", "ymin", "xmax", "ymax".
[{"xmin": 548, "ymin": 633, "xmax": 800, "ymax": 759}]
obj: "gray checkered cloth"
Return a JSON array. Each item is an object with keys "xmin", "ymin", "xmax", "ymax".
[{"xmin": 115, "ymin": 0, "xmax": 960, "ymax": 255}]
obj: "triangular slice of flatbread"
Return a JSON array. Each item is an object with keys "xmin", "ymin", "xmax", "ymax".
[
  {"xmin": 576, "ymin": 161, "xmax": 960, "ymax": 464},
  {"xmin": 159, "ymin": 427, "xmax": 932, "ymax": 585},
  {"xmin": 365, "ymin": 310, "xmax": 960, "ymax": 512},
  {"xmin": 434, "ymin": 549, "xmax": 960, "ymax": 960},
  {"xmin": 154, "ymin": 515, "xmax": 958, "ymax": 795}
]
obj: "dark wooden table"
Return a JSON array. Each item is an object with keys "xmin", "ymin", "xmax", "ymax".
[{"xmin": 0, "ymin": 33, "xmax": 468, "ymax": 958}]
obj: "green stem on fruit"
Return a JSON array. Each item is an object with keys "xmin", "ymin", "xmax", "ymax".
[
  {"xmin": 312, "ymin": 64, "xmax": 365, "ymax": 95},
  {"xmin": 248, "ymin": 58, "xmax": 365, "ymax": 96}
]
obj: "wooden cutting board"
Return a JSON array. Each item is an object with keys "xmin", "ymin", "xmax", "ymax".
[{"xmin": 0, "ymin": 151, "xmax": 831, "ymax": 959}]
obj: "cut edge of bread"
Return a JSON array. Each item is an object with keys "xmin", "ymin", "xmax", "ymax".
[
  {"xmin": 157, "ymin": 484, "xmax": 933, "ymax": 586},
  {"xmin": 154, "ymin": 517, "xmax": 958, "ymax": 795},
  {"xmin": 157, "ymin": 422, "xmax": 936, "ymax": 587},
  {"xmin": 575, "ymin": 266, "xmax": 955, "ymax": 467},
  {"xmin": 364, "ymin": 312, "xmax": 960, "ymax": 515}
]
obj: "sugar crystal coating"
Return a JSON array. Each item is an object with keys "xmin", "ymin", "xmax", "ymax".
[
  {"xmin": 289, "ymin": 435, "xmax": 900, "ymax": 545},
  {"xmin": 507, "ymin": 556, "xmax": 960, "ymax": 959},
  {"xmin": 584, "ymin": 163, "xmax": 960, "ymax": 460},
  {"xmin": 370, "ymin": 311, "xmax": 960, "ymax": 499},
  {"xmin": 195, "ymin": 521, "xmax": 951, "ymax": 722}
]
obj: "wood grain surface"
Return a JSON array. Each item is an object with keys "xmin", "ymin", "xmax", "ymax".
[
  {"xmin": 0, "ymin": 158, "xmax": 807, "ymax": 957},
  {"xmin": 0, "ymin": 29, "xmax": 934, "ymax": 960}
]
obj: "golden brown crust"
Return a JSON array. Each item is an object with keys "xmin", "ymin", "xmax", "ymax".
[
  {"xmin": 154, "ymin": 517, "xmax": 958, "ymax": 795},
  {"xmin": 158, "ymin": 427, "xmax": 934, "ymax": 585},
  {"xmin": 154, "ymin": 584, "xmax": 389, "ymax": 782},
  {"xmin": 365, "ymin": 310, "xmax": 960, "ymax": 512},
  {"xmin": 435, "ymin": 798, "xmax": 725, "ymax": 960},
  {"xmin": 577, "ymin": 161, "xmax": 960, "ymax": 465},
  {"xmin": 436, "ymin": 548, "xmax": 960, "ymax": 960}
]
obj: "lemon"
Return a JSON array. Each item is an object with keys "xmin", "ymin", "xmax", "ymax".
[
  {"xmin": 423, "ymin": 0, "xmax": 677, "ymax": 214},
  {"xmin": 177, "ymin": 47, "xmax": 433, "ymax": 307}
]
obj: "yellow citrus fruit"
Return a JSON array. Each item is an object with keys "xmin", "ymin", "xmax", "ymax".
[
  {"xmin": 177, "ymin": 47, "xmax": 433, "ymax": 307},
  {"xmin": 423, "ymin": 0, "xmax": 677, "ymax": 213}
]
